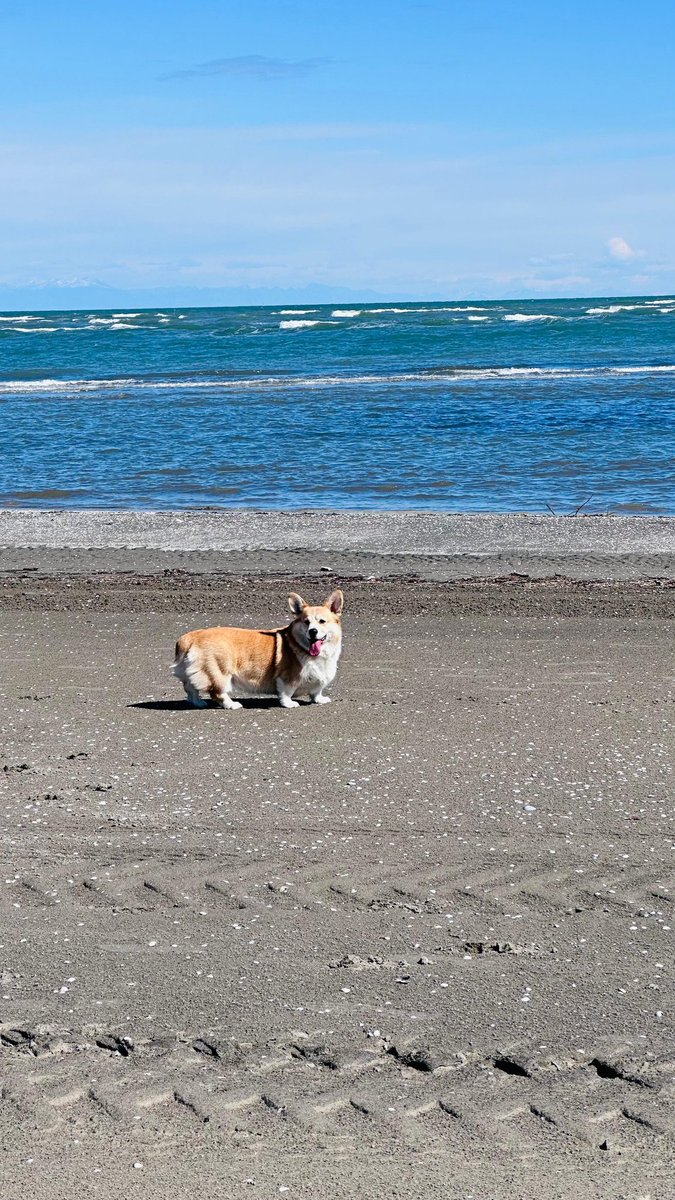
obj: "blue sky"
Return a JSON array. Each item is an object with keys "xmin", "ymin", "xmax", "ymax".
[{"xmin": 1, "ymin": 0, "xmax": 675, "ymax": 303}]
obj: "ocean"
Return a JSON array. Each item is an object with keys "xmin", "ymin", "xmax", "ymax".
[{"xmin": 1, "ymin": 297, "xmax": 674, "ymax": 512}]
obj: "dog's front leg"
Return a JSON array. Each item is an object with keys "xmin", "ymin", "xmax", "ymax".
[
  {"xmin": 276, "ymin": 679, "xmax": 299, "ymax": 708},
  {"xmin": 310, "ymin": 688, "xmax": 331, "ymax": 705}
]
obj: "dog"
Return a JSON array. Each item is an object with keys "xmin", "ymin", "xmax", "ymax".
[{"xmin": 172, "ymin": 590, "xmax": 344, "ymax": 709}]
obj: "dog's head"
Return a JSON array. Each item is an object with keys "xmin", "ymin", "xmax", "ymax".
[{"xmin": 288, "ymin": 590, "xmax": 344, "ymax": 657}]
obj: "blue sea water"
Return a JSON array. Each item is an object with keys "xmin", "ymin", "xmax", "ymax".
[{"xmin": 1, "ymin": 297, "xmax": 674, "ymax": 512}]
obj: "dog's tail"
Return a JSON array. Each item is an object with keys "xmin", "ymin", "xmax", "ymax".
[
  {"xmin": 172, "ymin": 640, "xmax": 228, "ymax": 702},
  {"xmin": 172, "ymin": 639, "xmax": 188, "ymax": 669},
  {"xmin": 172, "ymin": 636, "xmax": 202, "ymax": 686},
  {"xmin": 171, "ymin": 634, "xmax": 189, "ymax": 677}
]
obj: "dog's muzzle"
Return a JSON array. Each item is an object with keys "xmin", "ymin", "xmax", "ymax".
[{"xmin": 308, "ymin": 635, "xmax": 326, "ymax": 658}]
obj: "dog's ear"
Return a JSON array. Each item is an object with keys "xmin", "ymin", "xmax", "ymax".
[
  {"xmin": 326, "ymin": 589, "xmax": 344, "ymax": 615},
  {"xmin": 288, "ymin": 592, "xmax": 306, "ymax": 616}
]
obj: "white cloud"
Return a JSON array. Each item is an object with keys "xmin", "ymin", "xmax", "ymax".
[{"xmin": 607, "ymin": 235, "xmax": 636, "ymax": 260}]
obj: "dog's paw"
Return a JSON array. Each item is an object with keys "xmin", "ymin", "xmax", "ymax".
[
  {"xmin": 312, "ymin": 694, "xmax": 331, "ymax": 704},
  {"xmin": 221, "ymin": 699, "xmax": 243, "ymax": 710},
  {"xmin": 280, "ymin": 698, "xmax": 300, "ymax": 709}
]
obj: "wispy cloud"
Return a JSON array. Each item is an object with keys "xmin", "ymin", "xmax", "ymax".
[
  {"xmin": 2, "ymin": 125, "xmax": 673, "ymax": 299},
  {"xmin": 607, "ymin": 235, "xmax": 637, "ymax": 260},
  {"xmin": 161, "ymin": 55, "xmax": 330, "ymax": 82}
]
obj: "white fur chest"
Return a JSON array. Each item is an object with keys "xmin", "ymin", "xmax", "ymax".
[{"xmin": 296, "ymin": 645, "xmax": 340, "ymax": 694}]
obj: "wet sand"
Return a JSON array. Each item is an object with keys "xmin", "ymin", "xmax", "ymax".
[
  {"xmin": 0, "ymin": 515, "xmax": 673, "ymax": 1198},
  {"xmin": 2, "ymin": 508, "xmax": 674, "ymax": 580}
]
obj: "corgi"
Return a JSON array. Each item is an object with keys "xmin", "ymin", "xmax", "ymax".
[{"xmin": 172, "ymin": 590, "xmax": 344, "ymax": 709}]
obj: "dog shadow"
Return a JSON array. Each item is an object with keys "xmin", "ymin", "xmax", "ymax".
[{"xmin": 129, "ymin": 697, "xmax": 295, "ymax": 711}]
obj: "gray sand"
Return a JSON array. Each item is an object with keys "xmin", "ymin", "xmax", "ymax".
[
  {"xmin": 0, "ymin": 547, "xmax": 673, "ymax": 1198},
  {"xmin": 0, "ymin": 514, "xmax": 673, "ymax": 1197},
  {"xmin": 2, "ymin": 508, "xmax": 675, "ymax": 579}
]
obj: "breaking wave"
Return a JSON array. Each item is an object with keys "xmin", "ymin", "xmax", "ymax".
[
  {"xmin": 12, "ymin": 326, "xmax": 60, "ymax": 333},
  {"xmin": 279, "ymin": 319, "xmax": 336, "ymax": 329},
  {"xmin": 3, "ymin": 363, "xmax": 675, "ymax": 396},
  {"xmin": 87, "ymin": 317, "xmax": 140, "ymax": 329},
  {"xmin": 586, "ymin": 304, "xmax": 641, "ymax": 315},
  {"xmin": 503, "ymin": 313, "xmax": 557, "ymax": 322},
  {"xmin": 0, "ymin": 314, "xmax": 46, "ymax": 322},
  {"xmin": 363, "ymin": 306, "xmax": 490, "ymax": 314},
  {"xmin": 587, "ymin": 301, "xmax": 675, "ymax": 315}
]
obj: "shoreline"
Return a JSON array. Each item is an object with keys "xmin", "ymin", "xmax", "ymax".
[{"xmin": 1, "ymin": 509, "xmax": 674, "ymax": 581}]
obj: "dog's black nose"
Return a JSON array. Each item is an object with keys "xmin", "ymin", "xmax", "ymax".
[{"xmin": 308, "ymin": 627, "xmax": 319, "ymax": 641}]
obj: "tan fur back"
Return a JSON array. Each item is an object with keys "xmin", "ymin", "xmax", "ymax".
[{"xmin": 176, "ymin": 626, "xmax": 282, "ymax": 690}]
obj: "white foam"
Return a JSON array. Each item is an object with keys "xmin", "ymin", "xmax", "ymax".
[
  {"xmin": 279, "ymin": 319, "xmax": 326, "ymax": 329},
  {"xmin": 472, "ymin": 364, "xmax": 675, "ymax": 378},
  {"xmin": 3, "ymin": 362, "xmax": 675, "ymax": 395},
  {"xmin": 503, "ymin": 313, "xmax": 556, "ymax": 322},
  {"xmin": 467, "ymin": 315, "xmax": 490, "ymax": 321},
  {"xmin": 0, "ymin": 378, "xmax": 138, "ymax": 393},
  {"xmin": 13, "ymin": 326, "xmax": 60, "ymax": 333},
  {"xmin": 331, "ymin": 309, "xmax": 361, "ymax": 317},
  {"xmin": 605, "ymin": 364, "xmax": 675, "ymax": 374},
  {"xmin": 363, "ymin": 306, "xmax": 490, "ymax": 314},
  {"xmin": 586, "ymin": 304, "xmax": 641, "ymax": 314},
  {"xmin": 111, "ymin": 312, "xmax": 142, "ymax": 318},
  {"xmin": 87, "ymin": 317, "xmax": 140, "ymax": 330},
  {"xmin": 0, "ymin": 314, "xmax": 45, "ymax": 322},
  {"xmin": 278, "ymin": 309, "xmax": 317, "ymax": 315}
]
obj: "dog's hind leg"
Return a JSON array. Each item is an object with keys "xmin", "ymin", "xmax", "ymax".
[
  {"xmin": 213, "ymin": 674, "xmax": 242, "ymax": 710},
  {"xmin": 204, "ymin": 656, "xmax": 242, "ymax": 710}
]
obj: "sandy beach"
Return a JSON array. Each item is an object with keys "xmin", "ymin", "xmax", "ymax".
[{"xmin": 0, "ymin": 512, "xmax": 673, "ymax": 1199}]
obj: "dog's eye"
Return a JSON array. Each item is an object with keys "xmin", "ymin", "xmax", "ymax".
[
  {"xmin": 304, "ymin": 618, "xmax": 310, "ymax": 625},
  {"xmin": 319, "ymin": 618, "xmax": 326, "ymax": 624}
]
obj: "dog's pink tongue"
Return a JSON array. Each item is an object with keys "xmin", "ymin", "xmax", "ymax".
[{"xmin": 309, "ymin": 641, "xmax": 322, "ymax": 657}]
